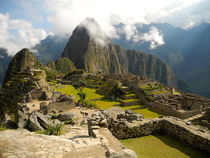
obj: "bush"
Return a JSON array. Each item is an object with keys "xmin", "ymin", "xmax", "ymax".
[
  {"xmin": 83, "ymin": 100, "xmax": 96, "ymax": 108},
  {"xmin": 106, "ymin": 85, "xmax": 126, "ymax": 100},
  {"xmin": 0, "ymin": 125, "xmax": 7, "ymax": 131},
  {"xmin": 36, "ymin": 124, "xmax": 64, "ymax": 136},
  {"xmin": 145, "ymin": 95, "xmax": 156, "ymax": 102},
  {"xmin": 45, "ymin": 124, "xmax": 64, "ymax": 135}
]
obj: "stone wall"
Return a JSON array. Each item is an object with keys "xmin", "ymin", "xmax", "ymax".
[
  {"xmin": 160, "ymin": 118, "xmax": 210, "ymax": 153},
  {"xmin": 149, "ymin": 102, "xmax": 201, "ymax": 119},
  {"xmin": 108, "ymin": 117, "xmax": 210, "ymax": 153},
  {"xmin": 108, "ymin": 119, "xmax": 161, "ymax": 139},
  {"xmin": 47, "ymin": 101, "xmax": 75, "ymax": 113}
]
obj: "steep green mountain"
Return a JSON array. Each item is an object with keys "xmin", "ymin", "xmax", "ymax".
[
  {"xmin": 54, "ymin": 57, "xmax": 76, "ymax": 75},
  {"xmin": 45, "ymin": 57, "xmax": 76, "ymax": 80},
  {"xmin": 0, "ymin": 48, "xmax": 11, "ymax": 87},
  {"xmin": 62, "ymin": 18, "xmax": 175, "ymax": 86}
]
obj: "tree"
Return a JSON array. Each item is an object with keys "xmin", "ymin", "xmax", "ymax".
[
  {"xmin": 73, "ymin": 80, "xmax": 87, "ymax": 104},
  {"xmin": 107, "ymin": 84, "xmax": 125, "ymax": 100}
]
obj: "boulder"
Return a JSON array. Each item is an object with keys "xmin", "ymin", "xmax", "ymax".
[
  {"xmin": 117, "ymin": 112, "xmax": 143, "ymax": 122},
  {"xmin": 105, "ymin": 107, "xmax": 124, "ymax": 120},
  {"xmin": 106, "ymin": 148, "xmax": 137, "ymax": 158},
  {"xmin": 57, "ymin": 112, "xmax": 74, "ymax": 122},
  {"xmin": 28, "ymin": 112, "xmax": 43, "ymax": 131},
  {"xmin": 39, "ymin": 102, "xmax": 48, "ymax": 115},
  {"xmin": 18, "ymin": 110, "xmax": 29, "ymax": 128},
  {"xmin": 99, "ymin": 119, "xmax": 108, "ymax": 127},
  {"xmin": 35, "ymin": 112, "xmax": 54, "ymax": 129}
]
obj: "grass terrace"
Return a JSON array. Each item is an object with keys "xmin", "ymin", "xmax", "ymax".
[
  {"xmin": 50, "ymin": 82, "xmax": 160, "ymax": 118},
  {"xmin": 120, "ymin": 134, "xmax": 209, "ymax": 158}
]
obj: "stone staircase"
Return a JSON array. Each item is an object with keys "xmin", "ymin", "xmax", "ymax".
[
  {"xmin": 121, "ymin": 99, "xmax": 141, "ymax": 107},
  {"xmin": 184, "ymin": 114, "xmax": 204, "ymax": 122},
  {"xmin": 114, "ymin": 86, "xmax": 143, "ymax": 110}
]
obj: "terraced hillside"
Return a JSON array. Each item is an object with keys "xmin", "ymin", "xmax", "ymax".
[{"xmin": 50, "ymin": 78, "xmax": 160, "ymax": 119}]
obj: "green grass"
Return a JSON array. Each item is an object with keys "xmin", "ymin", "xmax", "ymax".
[
  {"xmin": 93, "ymin": 99, "xmax": 120, "ymax": 109},
  {"xmin": 52, "ymin": 84, "xmax": 79, "ymax": 99},
  {"xmin": 118, "ymin": 105, "xmax": 160, "ymax": 118},
  {"xmin": 51, "ymin": 84, "xmax": 103, "ymax": 102},
  {"xmin": 120, "ymin": 134, "xmax": 209, "ymax": 158},
  {"xmin": 124, "ymin": 94, "xmax": 136, "ymax": 97},
  {"xmin": 83, "ymin": 88, "xmax": 103, "ymax": 100},
  {"xmin": 121, "ymin": 98, "xmax": 139, "ymax": 103},
  {"xmin": 0, "ymin": 126, "xmax": 7, "ymax": 131},
  {"xmin": 134, "ymin": 108, "xmax": 160, "ymax": 118}
]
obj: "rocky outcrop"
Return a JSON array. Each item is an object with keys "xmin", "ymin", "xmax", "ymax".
[
  {"xmin": 0, "ymin": 48, "xmax": 53, "ymax": 118},
  {"xmin": 2, "ymin": 48, "xmax": 43, "ymax": 85},
  {"xmin": 62, "ymin": 18, "xmax": 175, "ymax": 86}
]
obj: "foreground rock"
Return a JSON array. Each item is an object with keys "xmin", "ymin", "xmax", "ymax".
[
  {"xmin": 18, "ymin": 110, "xmax": 61, "ymax": 131},
  {"xmin": 0, "ymin": 126, "xmax": 132, "ymax": 158}
]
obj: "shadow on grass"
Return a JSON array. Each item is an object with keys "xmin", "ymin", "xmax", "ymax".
[{"xmin": 154, "ymin": 133, "xmax": 209, "ymax": 158}]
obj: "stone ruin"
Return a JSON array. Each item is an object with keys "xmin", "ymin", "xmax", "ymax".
[
  {"xmin": 199, "ymin": 107, "xmax": 210, "ymax": 129},
  {"xmin": 88, "ymin": 107, "xmax": 210, "ymax": 154},
  {"xmin": 150, "ymin": 93, "xmax": 210, "ymax": 119},
  {"xmin": 62, "ymin": 73, "xmax": 210, "ymax": 120}
]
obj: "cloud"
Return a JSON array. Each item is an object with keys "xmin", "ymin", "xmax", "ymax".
[
  {"xmin": 1, "ymin": 0, "xmax": 209, "ymax": 52},
  {"xmin": 0, "ymin": 13, "xmax": 47, "ymax": 55},
  {"xmin": 141, "ymin": 27, "xmax": 165, "ymax": 49},
  {"xmin": 118, "ymin": 25, "xmax": 165, "ymax": 49},
  {"xmin": 79, "ymin": 18, "xmax": 109, "ymax": 46},
  {"xmin": 43, "ymin": 0, "xmax": 208, "ymax": 48}
]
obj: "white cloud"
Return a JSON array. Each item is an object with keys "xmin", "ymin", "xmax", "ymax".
[
  {"xmin": 119, "ymin": 25, "xmax": 165, "ymax": 49},
  {"xmin": 43, "ymin": 0, "xmax": 207, "ymax": 48},
  {"xmin": 141, "ymin": 27, "xmax": 165, "ymax": 49},
  {"xmin": 0, "ymin": 13, "xmax": 47, "ymax": 55},
  {"xmin": 1, "ymin": 0, "xmax": 209, "ymax": 53},
  {"xmin": 79, "ymin": 18, "xmax": 110, "ymax": 46}
]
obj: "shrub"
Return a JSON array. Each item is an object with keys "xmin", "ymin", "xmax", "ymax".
[
  {"xmin": 83, "ymin": 100, "xmax": 96, "ymax": 108},
  {"xmin": 106, "ymin": 85, "xmax": 126, "ymax": 100},
  {"xmin": 0, "ymin": 125, "xmax": 7, "ymax": 131},
  {"xmin": 73, "ymin": 80, "xmax": 87, "ymax": 104},
  {"xmin": 145, "ymin": 95, "xmax": 156, "ymax": 102},
  {"xmin": 45, "ymin": 124, "xmax": 64, "ymax": 135},
  {"xmin": 36, "ymin": 124, "xmax": 64, "ymax": 136}
]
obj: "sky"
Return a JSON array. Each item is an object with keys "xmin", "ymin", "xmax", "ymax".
[{"xmin": 0, "ymin": 0, "xmax": 210, "ymax": 55}]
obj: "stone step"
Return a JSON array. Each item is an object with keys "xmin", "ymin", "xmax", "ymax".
[
  {"xmin": 129, "ymin": 106, "xmax": 142, "ymax": 110},
  {"xmin": 184, "ymin": 114, "xmax": 203, "ymax": 122},
  {"xmin": 125, "ymin": 91, "xmax": 134, "ymax": 95},
  {"xmin": 122, "ymin": 94, "xmax": 137, "ymax": 100},
  {"xmin": 121, "ymin": 100, "xmax": 141, "ymax": 107},
  {"xmin": 121, "ymin": 87, "xmax": 130, "ymax": 91}
]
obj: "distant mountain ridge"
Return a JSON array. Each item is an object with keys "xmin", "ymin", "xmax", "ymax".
[
  {"xmin": 113, "ymin": 22, "xmax": 210, "ymax": 97},
  {"xmin": 62, "ymin": 18, "xmax": 175, "ymax": 86},
  {"xmin": 33, "ymin": 34, "xmax": 69, "ymax": 65},
  {"xmin": 0, "ymin": 48, "xmax": 12, "ymax": 87}
]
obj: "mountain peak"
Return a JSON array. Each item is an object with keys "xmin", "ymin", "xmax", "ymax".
[{"xmin": 77, "ymin": 17, "xmax": 109, "ymax": 46}]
